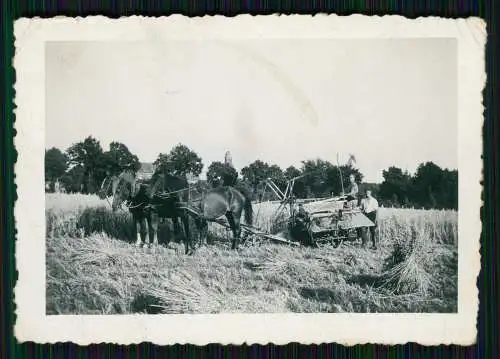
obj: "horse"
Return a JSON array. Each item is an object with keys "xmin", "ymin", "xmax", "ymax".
[
  {"xmin": 98, "ymin": 174, "xmax": 117, "ymax": 199},
  {"xmin": 101, "ymin": 168, "xmax": 254, "ymax": 253},
  {"xmin": 147, "ymin": 171, "xmax": 196, "ymax": 254},
  {"xmin": 195, "ymin": 185, "xmax": 254, "ymax": 250},
  {"xmin": 102, "ymin": 168, "xmax": 202, "ymax": 254},
  {"xmin": 144, "ymin": 171, "xmax": 254, "ymax": 251},
  {"xmin": 102, "ymin": 170, "xmax": 162, "ymax": 249}
]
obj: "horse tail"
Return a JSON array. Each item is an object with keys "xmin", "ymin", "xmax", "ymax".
[{"xmin": 241, "ymin": 190, "xmax": 253, "ymax": 226}]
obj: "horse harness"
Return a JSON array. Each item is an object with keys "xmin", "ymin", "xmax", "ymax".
[
  {"xmin": 125, "ymin": 183, "xmax": 150, "ymax": 211},
  {"xmin": 130, "ymin": 182, "xmax": 201, "ymax": 213},
  {"xmin": 109, "ymin": 173, "xmax": 202, "ymax": 213}
]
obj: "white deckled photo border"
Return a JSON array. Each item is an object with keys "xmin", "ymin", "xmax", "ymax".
[{"xmin": 13, "ymin": 14, "xmax": 485, "ymax": 345}]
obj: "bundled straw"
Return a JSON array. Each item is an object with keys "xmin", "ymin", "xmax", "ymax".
[
  {"xmin": 145, "ymin": 271, "xmax": 223, "ymax": 313},
  {"xmin": 378, "ymin": 219, "xmax": 436, "ymax": 296}
]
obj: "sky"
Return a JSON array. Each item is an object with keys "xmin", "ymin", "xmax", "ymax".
[{"xmin": 46, "ymin": 39, "xmax": 457, "ymax": 183}]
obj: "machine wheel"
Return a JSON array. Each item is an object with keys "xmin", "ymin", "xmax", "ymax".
[
  {"xmin": 332, "ymin": 237, "xmax": 342, "ymax": 248},
  {"xmin": 289, "ymin": 223, "xmax": 313, "ymax": 246},
  {"xmin": 314, "ymin": 237, "xmax": 330, "ymax": 249}
]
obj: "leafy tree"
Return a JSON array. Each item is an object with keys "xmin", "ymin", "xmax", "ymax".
[
  {"xmin": 412, "ymin": 162, "xmax": 446, "ymax": 208},
  {"xmin": 284, "ymin": 166, "xmax": 301, "ymax": 179},
  {"xmin": 391, "ymin": 193, "xmax": 400, "ymax": 208},
  {"xmin": 66, "ymin": 136, "xmax": 104, "ymax": 193},
  {"xmin": 441, "ymin": 169, "xmax": 458, "ymax": 209},
  {"xmin": 241, "ymin": 160, "xmax": 268, "ymax": 189},
  {"xmin": 379, "ymin": 167, "xmax": 412, "ymax": 203},
  {"xmin": 102, "ymin": 141, "xmax": 140, "ymax": 175},
  {"xmin": 428, "ymin": 187, "xmax": 438, "ymax": 209},
  {"xmin": 377, "ymin": 162, "xmax": 458, "ymax": 210},
  {"xmin": 45, "ymin": 147, "xmax": 68, "ymax": 182},
  {"xmin": 60, "ymin": 165, "xmax": 85, "ymax": 193},
  {"xmin": 300, "ymin": 159, "xmax": 335, "ymax": 197},
  {"xmin": 241, "ymin": 160, "xmax": 279, "ymax": 189},
  {"xmin": 267, "ymin": 164, "xmax": 286, "ymax": 189},
  {"xmin": 360, "ymin": 182, "xmax": 380, "ymax": 198},
  {"xmin": 240, "ymin": 160, "xmax": 288, "ymax": 200},
  {"xmin": 153, "ymin": 153, "xmax": 169, "ymax": 172},
  {"xmin": 206, "ymin": 161, "xmax": 238, "ymax": 187},
  {"xmin": 283, "ymin": 165, "xmax": 307, "ymax": 198},
  {"xmin": 154, "ymin": 144, "xmax": 203, "ymax": 177},
  {"xmin": 299, "ymin": 159, "xmax": 363, "ymax": 198}
]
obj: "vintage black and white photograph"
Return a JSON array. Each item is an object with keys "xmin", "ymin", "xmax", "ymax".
[
  {"xmin": 44, "ymin": 37, "xmax": 460, "ymax": 315},
  {"xmin": 14, "ymin": 15, "xmax": 483, "ymax": 345}
]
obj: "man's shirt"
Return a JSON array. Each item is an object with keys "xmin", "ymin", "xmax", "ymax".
[
  {"xmin": 362, "ymin": 197, "xmax": 379, "ymax": 213},
  {"xmin": 347, "ymin": 182, "xmax": 359, "ymax": 196}
]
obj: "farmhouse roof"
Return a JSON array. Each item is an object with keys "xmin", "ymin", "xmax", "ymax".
[
  {"xmin": 139, "ymin": 162, "xmax": 155, "ymax": 172},
  {"xmin": 137, "ymin": 162, "xmax": 155, "ymax": 180}
]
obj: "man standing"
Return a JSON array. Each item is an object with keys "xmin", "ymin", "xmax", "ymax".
[{"xmin": 361, "ymin": 189, "xmax": 379, "ymax": 249}]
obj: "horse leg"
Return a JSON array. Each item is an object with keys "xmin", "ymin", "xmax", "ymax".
[
  {"xmin": 148, "ymin": 212, "xmax": 159, "ymax": 247},
  {"xmin": 226, "ymin": 212, "xmax": 241, "ymax": 250},
  {"xmin": 196, "ymin": 217, "xmax": 208, "ymax": 247},
  {"xmin": 134, "ymin": 218, "xmax": 142, "ymax": 247},
  {"xmin": 172, "ymin": 217, "xmax": 181, "ymax": 243},
  {"xmin": 181, "ymin": 214, "xmax": 194, "ymax": 255},
  {"xmin": 194, "ymin": 218, "xmax": 202, "ymax": 247},
  {"xmin": 142, "ymin": 217, "xmax": 150, "ymax": 248},
  {"xmin": 234, "ymin": 207, "xmax": 246, "ymax": 245}
]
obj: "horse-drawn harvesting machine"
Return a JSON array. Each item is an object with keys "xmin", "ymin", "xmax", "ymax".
[
  {"xmin": 182, "ymin": 172, "xmax": 376, "ymax": 249},
  {"xmin": 109, "ymin": 164, "xmax": 376, "ymax": 249},
  {"xmin": 241, "ymin": 175, "xmax": 376, "ymax": 248}
]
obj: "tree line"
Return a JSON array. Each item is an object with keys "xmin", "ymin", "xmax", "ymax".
[
  {"xmin": 45, "ymin": 136, "xmax": 457, "ymax": 210},
  {"xmin": 375, "ymin": 164, "xmax": 458, "ymax": 210},
  {"xmin": 45, "ymin": 137, "xmax": 141, "ymax": 194}
]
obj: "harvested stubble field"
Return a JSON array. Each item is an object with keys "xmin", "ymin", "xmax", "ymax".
[{"xmin": 46, "ymin": 193, "xmax": 458, "ymax": 314}]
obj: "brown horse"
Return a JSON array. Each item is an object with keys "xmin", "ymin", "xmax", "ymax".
[
  {"xmin": 150, "ymin": 172, "xmax": 254, "ymax": 251},
  {"xmin": 196, "ymin": 185, "xmax": 253, "ymax": 250},
  {"xmin": 101, "ymin": 170, "xmax": 161, "ymax": 249},
  {"xmin": 101, "ymin": 169, "xmax": 193, "ymax": 253},
  {"xmin": 147, "ymin": 171, "xmax": 196, "ymax": 254},
  {"xmin": 101, "ymin": 169, "xmax": 254, "ymax": 253}
]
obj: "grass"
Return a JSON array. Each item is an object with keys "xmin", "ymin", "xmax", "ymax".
[{"xmin": 45, "ymin": 193, "xmax": 458, "ymax": 314}]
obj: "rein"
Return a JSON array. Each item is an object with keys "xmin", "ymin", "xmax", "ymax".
[
  {"xmin": 124, "ymin": 197, "xmax": 149, "ymax": 210},
  {"xmin": 109, "ymin": 170, "xmax": 204, "ymax": 213},
  {"xmin": 123, "ymin": 180, "xmax": 150, "ymax": 211},
  {"xmin": 103, "ymin": 173, "xmax": 145, "ymax": 212},
  {"xmin": 155, "ymin": 186, "xmax": 191, "ymax": 197}
]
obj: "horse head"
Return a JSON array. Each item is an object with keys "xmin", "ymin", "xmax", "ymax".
[
  {"xmin": 98, "ymin": 176, "xmax": 113, "ymax": 200},
  {"xmin": 111, "ymin": 170, "xmax": 138, "ymax": 211}
]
